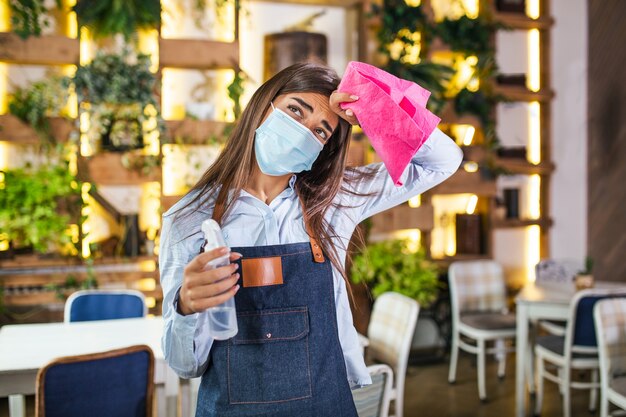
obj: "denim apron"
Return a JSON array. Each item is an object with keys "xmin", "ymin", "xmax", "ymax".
[{"xmin": 195, "ymin": 205, "xmax": 358, "ymax": 417}]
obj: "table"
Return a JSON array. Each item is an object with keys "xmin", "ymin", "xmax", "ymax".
[
  {"xmin": 515, "ymin": 281, "xmax": 626, "ymax": 417},
  {"xmin": 0, "ymin": 316, "xmax": 178, "ymax": 417},
  {"xmin": 1, "ymin": 317, "xmax": 372, "ymax": 417}
]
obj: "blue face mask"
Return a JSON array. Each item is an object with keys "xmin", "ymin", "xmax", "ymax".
[{"xmin": 254, "ymin": 104, "xmax": 324, "ymax": 176}]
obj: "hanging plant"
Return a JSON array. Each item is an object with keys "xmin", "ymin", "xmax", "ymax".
[
  {"xmin": 227, "ymin": 69, "xmax": 248, "ymax": 121},
  {"xmin": 372, "ymin": 0, "xmax": 504, "ymax": 149},
  {"xmin": 434, "ymin": 15, "xmax": 497, "ymax": 56},
  {"xmin": 8, "ymin": 0, "xmax": 61, "ymax": 39},
  {"xmin": 73, "ymin": 51, "xmax": 157, "ymax": 106},
  {"xmin": 372, "ymin": 0, "xmax": 453, "ymax": 113},
  {"xmin": 72, "ymin": 0, "xmax": 161, "ymax": 40},
  {"xmin": 72, "ymin": 50, "xmax": 163, "ymax": 151},
  {"xmin": 372, "ymin": 0, "xmax": 433, "ymax": 50},
  {"xmin": 8, "ymin": 75, "xmax": 70, "ymax": 145}
]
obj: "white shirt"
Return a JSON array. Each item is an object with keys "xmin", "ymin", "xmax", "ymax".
[{"xmin": 159, "ymin": 128, "xmax": 462, "ymax": 387}]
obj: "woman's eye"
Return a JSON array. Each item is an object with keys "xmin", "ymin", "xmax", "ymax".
[
  {"xmin": 315, "ymin": 128, "xmax": 328, "ymax": 141},
  {"xmin": 287, "ymin": 105, "xmax": 302, "ymax": 117}
]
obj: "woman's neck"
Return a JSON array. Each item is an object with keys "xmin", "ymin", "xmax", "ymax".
[{"xmin": 245, "ymin": 164, "xmax": 293, "ymax": 205}]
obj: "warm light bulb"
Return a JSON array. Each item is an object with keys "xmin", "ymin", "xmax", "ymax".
[
  {"xmin": 463, "ymin": 126, "xmax": 476, "ymax": 146},
  {"xmin": 465, "ymin": 195, "xmax": 478, "ymax": 214},
  {"xmin": 463, "ymin": 161, "xmax": 479, "ymax": 173},
  {"xmin": 408, "ymin": 196, "xmax": 421, "ymax": 208},
  {"xmin": 527, "ymin": 29, "xmax": 541, "ymax": 92},
  {"xmin": 526, "ymin": 0, "xmax": 540, "ymax": 19},
  {"xmin": 528, "ymin": 101, "xmax": 541, "ymax": 164}
]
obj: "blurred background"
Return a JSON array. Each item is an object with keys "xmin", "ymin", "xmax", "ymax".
[{"xmin": 0, "ymin": 0, "xmax": 623, "ymax": 341}]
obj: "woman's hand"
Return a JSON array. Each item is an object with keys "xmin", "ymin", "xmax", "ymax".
[
  {"xmin": 329, "ymin": 91, "xmax": 360, "ymax": 126},
  {"xmin": 178, "ymin": 247, "xmax": 242, "ymax": 316}
]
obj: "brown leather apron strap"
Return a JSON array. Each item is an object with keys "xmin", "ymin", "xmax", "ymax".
[
  {"xmin": 301, "ymin": 207, "xmax": 325, "ymax": 263},
  {"xmin": 212, "ymin": 198, "xmax": 325, "ymax": 263}
]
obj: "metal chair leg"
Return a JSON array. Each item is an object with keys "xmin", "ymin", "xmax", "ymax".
[
  {"xmin": 448, "ymin": 333, "xmax": 460, "ymax": 384},
  {"xmin": 496, "ymin": 339, "xmax": 506, "ymax": 379},
  {"xmin": 478, "ymin": 339, "xmax": 487, "ymax": 401},
  {"xmin": 535, "ymin": 354, "xmax": 544, "ymax": 416}
]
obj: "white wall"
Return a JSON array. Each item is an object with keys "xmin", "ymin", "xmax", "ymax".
[
  {"xmin": 239, "ymin": 3, "xmax": 351, "ymax": 102},
  {"xmin": 549, "ymin": 0, "xmax": 588, "ymax": 260}
]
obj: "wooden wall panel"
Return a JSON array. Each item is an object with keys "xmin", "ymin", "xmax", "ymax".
[{"xmin": 588, "ymin": 0, "xmax": 626, "ymax": 282}]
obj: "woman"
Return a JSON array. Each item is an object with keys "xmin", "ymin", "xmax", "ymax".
[{"xmin": 160, "ymin": 62, "xmax": 462, "ymax": 416}]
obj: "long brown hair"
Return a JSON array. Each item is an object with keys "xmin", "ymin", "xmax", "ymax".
[{"xmin": 176, "ymin": 62, "xmax": 374, "ymax": 287}]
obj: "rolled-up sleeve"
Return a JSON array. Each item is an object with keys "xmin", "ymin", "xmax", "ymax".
[
  {"xmin": 159, "ymin": 213, "xmax": 214, "ymax": 378},
  {"xmin": 349, "ymin": 128, "xmax": 463, "ymax": 222}
]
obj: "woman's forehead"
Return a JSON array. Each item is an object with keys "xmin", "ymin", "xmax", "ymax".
[{"xmin": 281, "ymin": 92, "xmax": 339, "ymax": 127}]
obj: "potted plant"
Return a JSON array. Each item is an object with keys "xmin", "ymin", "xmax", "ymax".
[
  {"xmin": 72, "ymin": 0, "xmax": 161, "ymax": 41},
  {"xmin": 8, "ymin": 0, "xmax": 60, "ymax": 39},
  {"xmin": 0, "ymin": 160, "xmax": 82, "ymax": 257},
  {"xmin": 350, "ymin": 239, "xmax": 445, "ymax": 359},
  {"xmin": 351, "ymin": 239, "xmax": 441, "ymax": 308},
  {"xmin": 8, "ymin": 75, "xmax": 71, "ymax": 145},
  {"xmin": 72, "ymin": 50, "xmax": 163, "ymax": 152},
  {"xmin": 575, "ymin": 256, "xmax": 594, "ymax": 290}
]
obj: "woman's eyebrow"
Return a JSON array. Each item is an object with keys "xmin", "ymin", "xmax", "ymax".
[
  {"xmin": 291, "ymin": 97, "xmax": 334, "ymax": 134},
  {"xmin": 291, "ymin": 97, "xmax": 314, "ymax": 113}
]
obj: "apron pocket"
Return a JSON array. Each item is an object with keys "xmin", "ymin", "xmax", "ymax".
[{"xmin": 227, "ymin": 306, "xmax": 312, "ymax": 404}]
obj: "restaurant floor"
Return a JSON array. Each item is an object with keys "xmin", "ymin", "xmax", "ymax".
[{"xmin": 0, "ymin": 352, "xmax": 595, "ymax": 417}]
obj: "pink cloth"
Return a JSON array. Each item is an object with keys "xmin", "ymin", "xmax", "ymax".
[{"xmin": 337, "ymin": 61, "xmax": 441, "ymax": 186}]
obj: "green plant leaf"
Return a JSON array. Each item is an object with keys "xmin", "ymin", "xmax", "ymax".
[{"xmin": 350, "ymin": 239, "xmax": 441, "ymax": 308}]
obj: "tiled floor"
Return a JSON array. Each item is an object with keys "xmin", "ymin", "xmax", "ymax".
[{"xmin": 0, "ymin": 352, "xmax": 597, "ymax": 417}]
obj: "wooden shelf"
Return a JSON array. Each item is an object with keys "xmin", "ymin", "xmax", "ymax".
[
  {"xmin": 0, "ymin": 256, "xmax": 157, "ymax": 284},
  {"xmin": 427, "ymin": 169, "xmax": 497, "ymax": 196},
  {"xmin": 439, "ymin": 103, "xmax": 482, "ymax": 127},
  {"xmin": 0, "ymin": 33, "xmax": 79, "ymax": 65},
  {"xmin": 492, "ymin": 218, "xmax": 553, "ymax": 229},
  {"xmin": 3, "ymin": 288, "xmax": 161, "ymax": 307},
  {"xmin": 159, "ymin": 38, "xmax": 239, "ymax": 70},
  {"xmin": 496, "ymin": 158, "xmax": 555, "ymax": 175},
  {"xmin": 370, "ymin": 204, "xmax": 435, "ymax": 234},
  {"xmin": 0, "ymin": 255, "xmax": 161, "ymax": 315},
  {"xmin": 494, "ymin": 84, "xmax": 554, "ymax": 102},
  {"xmin": 77, "ymin": 153, "xmax": 161, "ymax": 185},
  {"xmin": 461, "ymin": 146, "xmax": 555, "ymax": 175},
  {"xmin": 494, "ymin": 12, "xmax": 554, "ymax": 30},
  {"xmin": 164, "ymin": 119, "xmax": 231, "ymax": 144},
  {"xmin": 0, "ymin": 114, "xmax": 74, "ymax": 144},
  {"xmin": 431, "ymin": 254, "xmax": 491, "ymax": 267},
  {"xmin": 461, "ymin": 145, "xmax": 487, "ymax": 162}
]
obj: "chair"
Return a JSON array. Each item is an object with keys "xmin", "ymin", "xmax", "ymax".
[
  {"xmin": 64, "ymin": 289, "xmax": 147, "ymax": 323},
  {"xmin": 534, "ymin": 259, "xmax": 581, "ymax": 336},
  {"xmin": 594, "ymin": 298, "xmax": 626, "ymax": 417},
  {"xmin": 534, "ymin": 289, "xmax": 626, "ymax": 417},
  {"xmin": 367, "ymin": 292, "xmax": 419, "ymax": 417},
  {"xmin": 36, "ymin": 344, "xmax": 154, "ymax": 417},
  {"xmin": 447, "ymin": 260, "xmax": 516, "ymax": 402},
  {"xmin": 352, "ymin": 364, "xmax": 394, "ymax": 417}
]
